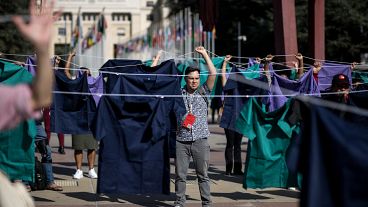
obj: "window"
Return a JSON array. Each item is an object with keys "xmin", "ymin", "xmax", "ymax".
[
  {"xmin": 146, "ymin": 1, "xmax": 154, "ymax": 7},
  {"xmin": 58, "ymin": 27, "xmax": 66, "ymax": 36},
  {"xmin": 112, "ymin": 13, "xmax": 131, "ymax": 21},
  {"xmin": 147, "ymin": 14, "xmax": 153, "ymax": 21},
  {"xmin": 54, "ymin": 44, "xmax": 69, "ymax": 55},
  {"xmin": 57, "ymin": 12, "xmax": 72, "ymax": 21},
  {"xmin": 82, "ymin": 13, "xmax": 99, "ymax": 21},
  {"xmin": 117, "ymin": 28, "xmax": 126, "ymax": 37}
]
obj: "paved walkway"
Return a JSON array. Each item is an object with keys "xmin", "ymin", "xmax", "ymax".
[{"xmin": 31, "ymin": 124, "xmax": 299, "ymax": 207}]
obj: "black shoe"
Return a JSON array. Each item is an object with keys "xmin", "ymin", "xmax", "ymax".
[
  {"xmin": 224, "ymin": 171, "xmax": 232, "ymax": 177},
  {"xmin": 233, "ymin": 170, "xmax": 244, "ymax": 176},
  {"xmin": 58, "ymin": 146, "xmax": 65, "ymax": 154}
]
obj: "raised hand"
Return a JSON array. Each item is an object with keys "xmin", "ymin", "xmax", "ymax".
[
  {"xmin": 295, "ymin": 53, "xmax": 303, "ymax": 61},
  {"xmin": 265, "ymin": 54, "xmax": 274, "ymax": 62},
  {"xmin": 195, "ymin": 46, "xmax": 207, "ymax": 55},
  {"xmin": 224, "ymin": 55, "xmax": 232, "ymax": 62}
]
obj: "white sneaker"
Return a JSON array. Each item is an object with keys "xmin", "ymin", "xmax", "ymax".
[
  {"xmin": 288, "ymin": 187, "xmax": 297, "ymax": 191},
  {"xmin": 73, "ymin": 169, "xmax": 83, "ymax": 179},
  {"xmin": 88, "ymin": 168, "xmax": 98, "ymax": 179}
]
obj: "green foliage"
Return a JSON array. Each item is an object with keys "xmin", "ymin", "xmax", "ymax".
[
  {"xmin": 325, "ymin": 0, "xmax": 368, "ymax": 62},
  {"xmin": 166, "ymin": 0, "xmax": 368, "ymax": 62},
  {"xmin": 0, "ymin": 0, "xmax": 33, "ymax": 61}
]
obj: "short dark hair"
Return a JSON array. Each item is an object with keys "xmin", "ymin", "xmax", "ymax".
[{"xmin": 185, "ymin": 66, "xmax": 200, "ymax": 76}]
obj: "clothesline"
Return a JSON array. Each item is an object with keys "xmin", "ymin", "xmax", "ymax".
[
  {"xmin": 16, "ymin": 51, "xmax": 365, "ymax": 74},
  {"xmin": 40, "ymin": 64, "xmax": 334, "ymax": 77},
  {"xmin": 2, "ymin": 52, "xmax": 368, "ymax": 76},
  {"xmin": 52, "ymin": 89, "xmax": 368, "ymax": 98},
  {"xmin": 1, "ymin": 50, "xmax": 366, "ymax": 66},
  {"xmin": 3, "ymin": 56, "xmax": 367, "ymax": 77}
]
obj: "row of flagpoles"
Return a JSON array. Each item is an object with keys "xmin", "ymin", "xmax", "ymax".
[
  {"xmin": 70, "ymin": 8, "xmax": 107, "ymax": 75},
  {"xmin": 68, "ymin": 6, "xmax": 215, "ymax": 68},
  {"xmin": 115, "ymin": 7, "xmax": 216, "ymax": 60},
  {"xmin": 70, "ymin": 8, "xmax": 108, "ymax": 52}
]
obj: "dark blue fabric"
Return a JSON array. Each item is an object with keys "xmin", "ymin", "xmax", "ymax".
[
  {"xmin": 291, "ymin": 101, "xmax": 368, "ymax": 207},
  {"xmin": 91, "ymin": 59, "xmax": 185, "ymax": 194},
  {"xmin": 100, "ymin": 59, "xmax": 142, "ymax": 94},
  {"xmin": 220, "ymin": 66, "xmax": 266, "ymax": 132},
  {"xmin": 50, "ymin": 70, "xmax": 96, "ymax": 134}
]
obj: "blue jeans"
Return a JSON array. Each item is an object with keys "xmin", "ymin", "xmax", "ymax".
[{"xmin": 35, "ymin": 139, "xmax": 54, "ymax": 185}]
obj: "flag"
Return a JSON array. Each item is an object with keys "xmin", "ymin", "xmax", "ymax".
[
  {"xmin": 96, "ymin": 14, "xmax": 107, "ymax": 42},
  {"xmin": 82, "ymin": 25, "xmax": 96, "ymax": 51},
  {"xmin": 71, "ymin": 10, "xmax": 83, "ymax": 49},
  {"xmin": 82, "ymin": 13, "xmax": 107, "ymax": 52}
]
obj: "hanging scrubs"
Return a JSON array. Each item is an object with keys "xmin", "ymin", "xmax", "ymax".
[
  {"xmin": 236, "ymin": 98, "xmax": 300, "ymax": 189},
  {"xmin": 0, "ymin": 60, "xmax": 36, "ymax": 182},
  {"xmin": 91, "ymin": 59, "xmax": 186, "ymax": 194}
]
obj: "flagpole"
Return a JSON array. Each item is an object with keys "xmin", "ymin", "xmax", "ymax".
[
  {"xmin": 101, "ymin": 7, "xmax": 105, "ymax": 71},
  {"xmin": 76, "ymin": 7, "xmax": 82, "ymax": 73}
]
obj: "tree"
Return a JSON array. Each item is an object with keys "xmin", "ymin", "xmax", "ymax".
[
  {"xmin": 0, "ymin": 0, "xmax": 33, "ymax": 61},
  {"xmin": 325, "ymin": 0, "xmax": 368, "ymax": 62}
]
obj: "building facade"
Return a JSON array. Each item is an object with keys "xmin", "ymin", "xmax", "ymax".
[{"xmin": 52, "ymin": 0, "xmax": 157, "ymax": 62}]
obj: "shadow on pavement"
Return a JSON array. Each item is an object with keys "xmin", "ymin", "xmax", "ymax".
[
  {"xmin": 64, "ymin": 192, "xmax": 118, "ymax": 202},
  {"xmin": 256, "ymin": 189, "xmax": 300, "ymax": 199},
  {"xmin": 52, "ymin": 165, "xmax": 76, "ymax": 176},
  {"xmin": 212, "ymin": 191, "xmax": 271, "ymax": 200},
  {"xmin": 33, "ymin": 196, "xmax": 55, "ymax": 202},
  {"xmin": 208, "ymin": 166, "xmax": 244, "ymax": 183},
  {"xmin": 100, "ymin": 193, "xmax": 178, "ymax": 206}
]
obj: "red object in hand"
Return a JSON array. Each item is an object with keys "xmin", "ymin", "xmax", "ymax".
[{"xmin": 182, "ymin": 113, "xmax": 196, "ymax": 129}]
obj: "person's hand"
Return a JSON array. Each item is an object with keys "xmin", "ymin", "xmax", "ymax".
[
  {"xmin": 54, "ymin": 55, "xmax": 61, "ymax": 66},
  {"xmin": 313, "ymin": 61, "xmax": 322, "ymax": 68},
  {"xmin": 265, "ymin": 54, "xmax": 273, "ymax": 62},
  {"xmin": 69, "ymin": 49, "xmax": 77, "ymax": 58},
  {"xmin": 224, "ymin": 55, "xmax": 232, "ymax": 62},
  {"xmin": 152, "ymin": 50, "xmax": 162, "ymax": 61},
  {"xmin": 351, "ymin": 62, "xmax": 357, "ymax": 70},
  {"xmin": 14, "ymin": 61, "xmax": 26, "ymax": 67},
  {"xmin": 313, "ymin": 61, "xmax": 322, "ymax": 73},
  {"xmin": 12, "ymin": 0, "xmax": 62, "ymax": 51},
  {"xmin": 292, "ymin": 61, "xmax": 298, "ymax": 68},
  {"xmin": 254, "ymin": 57, "xmax": 261, "ymax": 64},
  {"xmin": 84, "ymin": 68, "xmax": 91, "ymax": 76},
  {"xmin": 295, "ymin": 53, "xmax": 303, "ymax": 61},
  {"xmin": 195, "ymin": 46, "xmax": 207, "ymax": 55}
]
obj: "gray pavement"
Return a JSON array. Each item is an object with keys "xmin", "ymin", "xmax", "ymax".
[{"xmin": 32, "ymin": 124, "xmax": 299, "ymax": 207}]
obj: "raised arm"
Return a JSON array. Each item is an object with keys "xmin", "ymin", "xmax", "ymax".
[
  {"xmin": 151, "ymin": 50, "xmax": 162, "ymax": 67},
  {"xmin": 195, "ymin": 46, "xmax": 217, "ymax": 90},
  {"xmin": 351, "ymin": 62, "xmax": 357, "ymax": 70},
  {"xmin": 264, "ymin": 54, "xmax": 273, "ymax": 71},
  {"xmin": 13, "ymin": 0, "xmax": 62, "ymax": 109},
  {"xmin": 64, "ymin": 50, "xmax": 76, "ymax": 79},
  {"xmin": 295, "ymin": 53, "xmax": 304, "ymax": 79},
  {"xmin": 313, "ymin": 61, "xmax": 322, "ymax": 74},
  {"xmin": 221, "ymin": 55, "xmax": 232, "ymax": 87}
]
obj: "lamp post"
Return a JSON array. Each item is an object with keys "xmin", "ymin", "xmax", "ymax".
[{"xmin": 237, "ymin": 21, "xmax": 247, "ymax": 64}]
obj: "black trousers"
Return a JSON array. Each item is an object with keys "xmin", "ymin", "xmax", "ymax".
[{"xmin": 224, "ymin": 128, "xmax": 243, "ymax": 173}]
